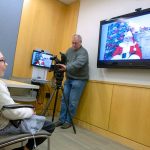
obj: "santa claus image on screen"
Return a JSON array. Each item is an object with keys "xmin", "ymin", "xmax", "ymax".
[{"xmin": 112, "ymin": 31, "xmax": 142, "ymax": 60}]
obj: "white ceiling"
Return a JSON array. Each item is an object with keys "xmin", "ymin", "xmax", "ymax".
[{"xmin": 58, "ymin": 0, "xmax": 77, "ymax": 5}]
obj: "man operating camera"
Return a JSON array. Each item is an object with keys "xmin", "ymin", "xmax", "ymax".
[{"xmin": 55, "ymin": 34, "xmax": 89, "ymax": 129}]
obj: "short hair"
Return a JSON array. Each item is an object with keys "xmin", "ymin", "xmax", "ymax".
[{"xmin": 73, "ymin": 34, "xmax": 82, "ymax": 43}]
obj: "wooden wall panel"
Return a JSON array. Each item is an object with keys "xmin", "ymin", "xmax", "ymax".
[
  {"xmin": 13, "ymin": 0, "xmax": 65, "ymax": 77},
  {"xmin": 109, "ymin": 85, "xmax": 150, "ymax": 146},
  {"xmin": 76, "ymin": 81, "xmax": 113, "ymax": 130}
]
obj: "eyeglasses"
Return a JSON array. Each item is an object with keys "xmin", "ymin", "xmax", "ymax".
[
  {"xmin": 72, "ymin": 42, "xmax": 78, "ymax": 44},
  {"xmin": 0, "ymin": 59, "xmax": 6, "ymax": 64}
]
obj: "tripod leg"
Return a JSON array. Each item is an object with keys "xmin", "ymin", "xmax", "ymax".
[
  {"xmin": 42, "ymin": 88, "xmax": 56, "ymax": 116},
  {"xmin": 61, "ymin": 88, "xmax": 76, "ymax": 134},
  {"xmin": 52, "ymin": 89, "xmax": 59, "ymax": 122}
]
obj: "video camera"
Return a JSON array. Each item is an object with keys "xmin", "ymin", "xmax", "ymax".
[
  {"xmin": 50, "ymin": 52, "xmax": 67, "ymax": 67},
  {"xmin": 50, "ymin": 52, "xmax": 67, "ymax": 87}
]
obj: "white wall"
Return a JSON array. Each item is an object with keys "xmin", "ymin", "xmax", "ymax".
[{"xmin": 77, "ymin": 0, "xmax": 150, "ymax": 85}]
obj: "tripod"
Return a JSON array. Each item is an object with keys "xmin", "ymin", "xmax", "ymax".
[{"xmin": 42, "ymin": 81, "xmax": 76, "ymax": 134}]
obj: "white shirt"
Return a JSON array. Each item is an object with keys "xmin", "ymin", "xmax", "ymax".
[{"xmin": 0, "ymin": 80, "xmax": 34, "ymax": 130}]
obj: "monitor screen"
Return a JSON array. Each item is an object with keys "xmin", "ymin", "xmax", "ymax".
[
  {"xmin": 31, "ymin": 50, "xmax": 53, "ymax": 69},
  {"xmin": 97, "ymin": 8, "xmax": 150, "ymax": 68}
]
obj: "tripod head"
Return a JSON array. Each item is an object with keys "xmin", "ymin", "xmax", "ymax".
[{"xmin": 54, "ymin": 68, "xmax": 64, "ymax": 89}]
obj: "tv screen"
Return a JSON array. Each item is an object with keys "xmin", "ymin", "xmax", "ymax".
[
  {"xmin": 31, "ymin": 50, "xmax": 53, "ymax": 69},
  {"xmin": 97, "ymin": 8, "xmax": 150, "ymax": 68}
]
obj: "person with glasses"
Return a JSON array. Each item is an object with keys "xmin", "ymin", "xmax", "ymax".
[
  {"xmin": 55, "ymin": 34, "xmax": 89, "ymax": 129},
  {"xmin": 0, "ymin": 51, "xmax": 55, "ymax": 150}
]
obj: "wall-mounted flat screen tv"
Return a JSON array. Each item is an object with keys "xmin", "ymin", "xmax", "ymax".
[
  {"xmin": 97, "ymin": 8, "xmax": 150, "ymax": 68},
  {"xmin": 31, "ymin": 50, "xmax": 53, "ymax": 69}
]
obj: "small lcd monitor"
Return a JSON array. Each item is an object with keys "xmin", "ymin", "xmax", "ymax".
[
  {"xmin": 31, "ymin": 50, "xmax": 53, "ymax": 69},
  {"xmin": 97, "ymin": 8, "xmax": 150, "ymax": 68}
]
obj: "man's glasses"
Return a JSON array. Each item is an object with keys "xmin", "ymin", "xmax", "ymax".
[
  {"xmin": 0, "ymin": 59, "xmax": 6, "ymax": 64},
  {"xmin": 72, "ymin": 42, "xmax": 78, "ymax": 44}
]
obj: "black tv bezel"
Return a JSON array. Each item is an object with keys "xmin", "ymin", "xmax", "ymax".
[
  {"xmin": 31, "ymin": 50, "xmax": 53, "ymax": 69},
  {"xmin": 97, "ymin": 8, "xmax": 150, "ymax": 69}
]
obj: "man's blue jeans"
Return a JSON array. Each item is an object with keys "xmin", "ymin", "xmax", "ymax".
[{"xmin": 59, "ymin": 79, "xmax": 87, "ymax": 124}]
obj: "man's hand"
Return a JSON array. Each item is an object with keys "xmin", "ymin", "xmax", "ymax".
[{"xmin": 56, "ymin": 64, "xmax": 66, "ymax": 72}]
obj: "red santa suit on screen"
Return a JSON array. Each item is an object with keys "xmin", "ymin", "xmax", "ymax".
[{"xmin": 112, "ymin": 31, "xmax": 142, "ymax": 60}]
